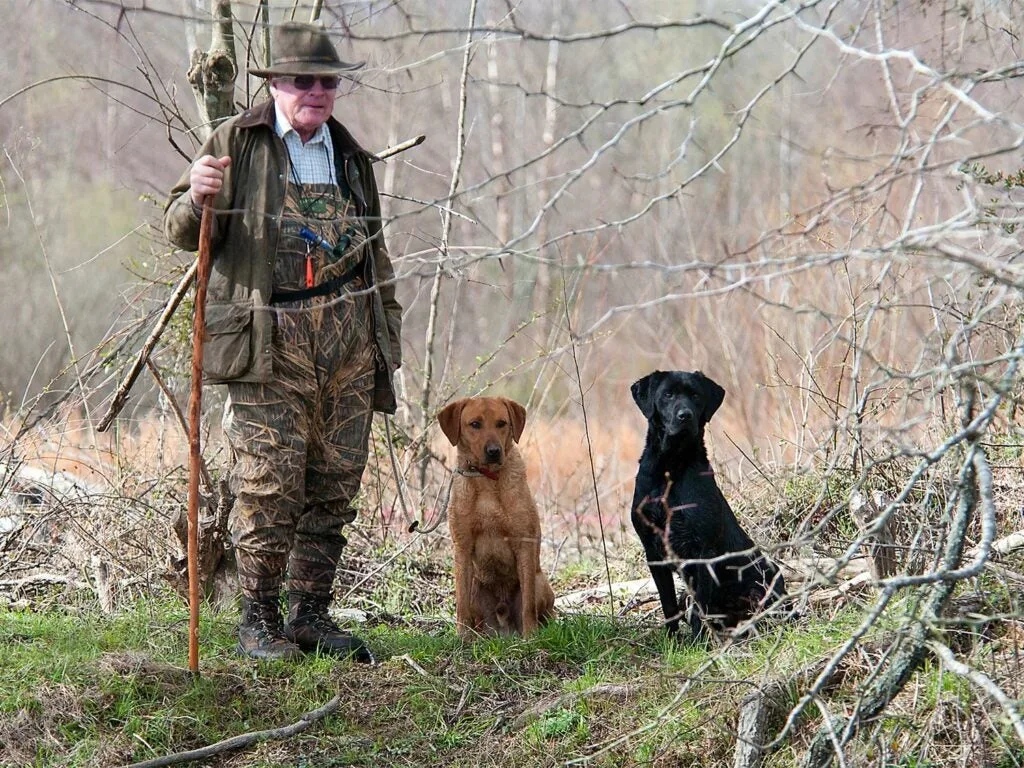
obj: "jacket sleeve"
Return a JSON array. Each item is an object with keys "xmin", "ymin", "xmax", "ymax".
[
  {"xmin": 364, "ymin": 156, "xmax": 403, "ymax": 370},
  {"xmin": 163, "ymin": 125, "xmax": 235, "ymax": 252}
]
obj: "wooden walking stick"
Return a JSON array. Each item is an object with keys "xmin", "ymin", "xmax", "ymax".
[{"xmin": 186, "ymin": 199, "xmax": 215, "ymax": 677}]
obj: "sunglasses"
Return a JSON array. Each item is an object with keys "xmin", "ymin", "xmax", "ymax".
[{"xmin": 280, "ymin": 75, "xmax": 341, "ymax": 91}]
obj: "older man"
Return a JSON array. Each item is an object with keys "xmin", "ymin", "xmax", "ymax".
[{"xmin": 164, "ymin": 22, "xmax": 402, "ymax": 663}]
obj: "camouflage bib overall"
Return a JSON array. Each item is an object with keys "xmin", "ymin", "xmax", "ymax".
[{"xmin": 227, "ymin": 179, "xmax": 377, "ymax": 601}]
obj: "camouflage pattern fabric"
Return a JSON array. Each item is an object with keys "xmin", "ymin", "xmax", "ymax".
[{"xmin": 227, "ymin": 181, "xmax": 376, "ymax": 600}]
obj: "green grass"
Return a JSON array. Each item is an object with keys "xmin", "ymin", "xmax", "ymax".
[
  {"xmin": 0, "ymin": 590, "xmax": 1015, "ymax": 767},
  {"xmin": 0, "ymin": 595, "xmax": 731, "ymax": 766}
]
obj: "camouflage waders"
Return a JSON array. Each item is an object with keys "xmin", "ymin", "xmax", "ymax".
[{"xmin": 226, "ymin": 179, "xmax": 376, "ymax": 660}]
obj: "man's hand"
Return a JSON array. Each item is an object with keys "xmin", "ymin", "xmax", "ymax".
[{"xmin": 189, "ymin": 155, "xmax": 232, "ymax": 207}]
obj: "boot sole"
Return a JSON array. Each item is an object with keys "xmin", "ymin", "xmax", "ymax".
[
  {"xmin": 289, "ymin": 638, "xmax": 375, "ymax": 664},
  {"xmin": 234, "ymin": 642, "xmax": 304, "ymax": 662}
]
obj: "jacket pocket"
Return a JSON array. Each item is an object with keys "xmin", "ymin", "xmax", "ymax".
[{"xmin": 203, "ymin": 300, "xmax": 253, "ymax": 380}]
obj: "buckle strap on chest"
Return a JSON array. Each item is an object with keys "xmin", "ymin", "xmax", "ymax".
[{"xmin": 269, "ymin": 259, "xmax": 364, "ymax": 304}]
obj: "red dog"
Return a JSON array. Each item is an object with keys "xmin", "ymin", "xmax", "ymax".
[{"xmin": 438, "ymin": 397, "xmax": 555, "ymax": 636}]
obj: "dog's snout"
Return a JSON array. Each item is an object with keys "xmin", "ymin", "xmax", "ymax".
[
  {"xmin": 484, "ymin": 443, "xmax": 503, "ymax": 463},
  {"xmin": 676, "ymin": 408, "xmax": 694, "ymax": 424}
]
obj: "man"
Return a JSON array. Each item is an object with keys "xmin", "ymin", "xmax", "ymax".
[{"xmin": 164, "ymin": 22, "xmax": 402, "ymax": 663}]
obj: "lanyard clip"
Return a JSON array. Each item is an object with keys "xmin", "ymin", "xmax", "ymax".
[{"xmin": 298, "ymin": 227, "xmax": 335, "ymax": 253}]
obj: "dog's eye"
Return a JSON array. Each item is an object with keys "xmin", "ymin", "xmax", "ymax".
[
  {"xmin": 469, "ymin": 420, "xmax": 482, "ymax": 429},
  {"xmin": 495, "ymin": 420, "xmax": 507, "ymax": 429}
]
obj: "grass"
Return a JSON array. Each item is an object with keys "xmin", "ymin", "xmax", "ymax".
[
  {"xmin": 0, "ymin": 589, "xmax": 797, "ymax": 767},
  {"xmin": 4, "ymin": 584, "xmax": 1007, "ymax": 768}
]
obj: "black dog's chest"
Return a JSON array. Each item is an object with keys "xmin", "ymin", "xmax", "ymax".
[
  {"xmin": 632, "ymin": 473, "xmax": 721, "ymax": 549},
  {"xmin": 634, "ymin": 478, "xmax": 699, "ymax": 521}
]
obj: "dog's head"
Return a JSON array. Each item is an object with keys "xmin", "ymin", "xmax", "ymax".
[
  {"xmin": 437, "ymin": 396, "xmax": 527, "ymax": 468},
  {"xmin": 630, "ymin": 370, "xmax": 725, "ymax": 442}
]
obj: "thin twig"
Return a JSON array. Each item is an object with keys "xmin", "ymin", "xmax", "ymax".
[
  {"xmin": 145, "ymin": 360, "xmax": 214, "ymax": 494},
  {"xmin": 383, "ymin": 416, "xmax": 412, "ymax": 524},
  {"xmin": 5, "ymin": 150, "xmax": 94, "ymax": 433},
  {"xmin": 97, "ymin": 261, "xmax": 198, "ymax": 432},
  {"xmin": 122, "ymin": 694, "xmax": 342, "ymax": 768},
  {"xmin": 397, "ymin": 654, "xmax": 430, "ymax": 677},
  {"xmin": 560, "ymin": 257, "xmax": 614, "ymax": 616},
  {"xmin": 928, "ymin": 639, "xmax": 1024, "ymax": 743}
]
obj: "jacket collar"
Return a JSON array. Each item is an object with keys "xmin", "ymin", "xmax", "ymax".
[{"xmin": 236, "ymin": 99, "xmax": 370, "ymax": 159}]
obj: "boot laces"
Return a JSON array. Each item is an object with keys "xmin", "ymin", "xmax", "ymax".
[
  {"xmin": 247, "ymin": 601, "xmax": 286, "ymax": 638},
  {"xmin": 300, "ymin": 597, "xmax": 342, "ymax": 634}
]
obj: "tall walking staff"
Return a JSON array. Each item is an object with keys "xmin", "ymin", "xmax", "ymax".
[{"xmin": 186, "ymin": 199, "xmax": 215, "ymax": 677}]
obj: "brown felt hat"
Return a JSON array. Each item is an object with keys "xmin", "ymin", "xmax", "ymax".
[{"xmin": 249, "ymin": 22, "xmax": 364, "ymax": 78}]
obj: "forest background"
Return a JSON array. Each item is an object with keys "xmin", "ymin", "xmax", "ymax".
[{"xmin": 1, "ymin": 1, "xmax": 1023, "ymax": 766}]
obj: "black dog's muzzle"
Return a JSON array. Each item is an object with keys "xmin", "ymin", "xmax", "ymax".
[{"xmin": 664, "ymin": 407, "xmax": 698, "ymax": 438}]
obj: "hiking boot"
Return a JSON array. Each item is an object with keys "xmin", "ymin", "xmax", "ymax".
[
  {"xmin": 237, "ymin": 596, "xmax": 303, "ymax": 661},
  {"xmin": 285, "ymin": 592, "xmax": 375, "ymax": 663}
]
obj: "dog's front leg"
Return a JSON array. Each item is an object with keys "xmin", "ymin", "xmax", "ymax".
[
  {"xmin": 454, "ymin": 543, "xmax": 475, "ymax": 638},
  {"xmin": 650, "ymin": 564, "xmax": 683, "ymax": 636},
  {"xmin": 516, "ymin": 539, "xmax": 540, "ymax": 635},
  {"xmin": 643, "ymin": 541, "xmax": 682, "ymax": 635},
  {"xmin": 685, "ymin": 565, "xmax": 715, "ymax": 642}
]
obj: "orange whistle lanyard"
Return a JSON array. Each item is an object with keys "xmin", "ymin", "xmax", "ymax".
[{"xmin": 305, "ymin": 246, "xmax": 315, "ymax": 288}]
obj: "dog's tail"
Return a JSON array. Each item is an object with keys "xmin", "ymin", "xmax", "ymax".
[{"xmin": 494, "ymin": 600, "xmax": 511, "ymax": 630}]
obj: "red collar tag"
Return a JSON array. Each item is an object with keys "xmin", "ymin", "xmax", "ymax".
[{"xmin": 469, "ymin": 465, "xmax": 501, "ymax": 481}]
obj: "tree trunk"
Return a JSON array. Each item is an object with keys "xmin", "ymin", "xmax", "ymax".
[
  {"xmin": 532, "ymin": 1, "xmax": 561, "ymax": 318},
  {"xmin": 486, "ymin": 32, "xmax": 511, "ymax": 247},
  {"xmin": 417, "ymin": 0, "xmax": 479, "ymax": 493},
  {"xmin": 186, "ymin": 0, "xmax": 238, "ymax": 142}
]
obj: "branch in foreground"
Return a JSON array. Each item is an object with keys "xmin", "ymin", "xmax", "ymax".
[
  {"xmin": 122, "ymin": 693, "xmax": 341, "ymax": 768},
  {"xmin": 800, "ymin": 445, "xmax": 989, "ymax": 768},
  {"xmin": 96, "ymin": 261, "xmax": 197, "ymax": 433},
  {"xmin": 926, "ymin": 639, "xmax": 1024, "ymax": 743}
]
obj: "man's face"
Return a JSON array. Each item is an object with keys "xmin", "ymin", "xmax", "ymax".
[{"xmin": 270, "ymin": 76, "xmax": 338, "ymax": 140}]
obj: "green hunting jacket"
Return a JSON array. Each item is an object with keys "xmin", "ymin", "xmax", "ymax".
[{"xmin": 163, "ymin": 100, "xmax": 402, "ymax": 414}]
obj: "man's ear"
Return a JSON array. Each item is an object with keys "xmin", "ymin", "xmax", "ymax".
[
  {"xmin": 437, "ymin": 400, "xmax": 466, "ymax": 446},
  {"xmin": 502, "ymin": 398, "xmax": 527, "ymax": 443},
  {"xmin": 630, "ymin": 371, "xmax": 665, "ymax": 420},
  {"xmin": 695, "ymin": 371, "xmax": 726, "ymax": 422}
]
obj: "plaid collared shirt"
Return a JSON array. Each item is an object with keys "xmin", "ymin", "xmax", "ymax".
[{"xmin": 274, "ymin": 104, "xmax": 336, "ymax": 185}]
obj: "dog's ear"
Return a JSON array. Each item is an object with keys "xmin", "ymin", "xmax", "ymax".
[
  {"xmin": 630, "ymin": 371, "xmax": 664, "ymax": 419},
  {"xmin": 437, "ymin": 399, "xmax": 466, "ymax": 445},
  {"xmin": 695, "ymin": 371, "xmax": 726, "ymax": 422},
  {"xmin": 502, "ymin": 398, "xmax": 527, "ymax": 443}
]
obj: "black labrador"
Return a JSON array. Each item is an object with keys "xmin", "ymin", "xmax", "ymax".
[{"xmin": 630, "ymin": 370, "xmax": 786, "ymax": 639}]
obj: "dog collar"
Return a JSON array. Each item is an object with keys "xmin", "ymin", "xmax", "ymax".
[{"xmin": 457, "ymin": 465, "xmax": 501, "ymax": 481}]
